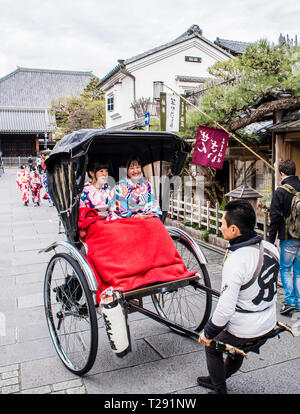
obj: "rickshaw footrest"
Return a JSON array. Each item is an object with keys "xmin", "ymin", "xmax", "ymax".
[{"xmin": 123, "ymin": 274, "xmax": 200, "ymax": 300}]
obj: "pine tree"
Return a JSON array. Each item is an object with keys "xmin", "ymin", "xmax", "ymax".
[
  {"xmin": 185, "ymin": 40, "xmax": 300, "ymax": 139},
  {"xmin": 51, "ymin": 77, "xmax": 106, "ymax": 139}
]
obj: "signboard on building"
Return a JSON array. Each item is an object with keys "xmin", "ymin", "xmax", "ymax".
[{"xmin": 160, "ymin": 92, "xmax": 186, "ymax": 132}]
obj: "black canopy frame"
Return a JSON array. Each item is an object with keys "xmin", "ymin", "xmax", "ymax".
[{"xmin": 45, "ymin": 129, "xmax": 191, "ymax": 245}]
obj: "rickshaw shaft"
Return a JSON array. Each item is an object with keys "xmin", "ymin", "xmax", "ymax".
[
  {"xmin": 194, "ymin": 282, "xmax": 221, "ymax": 298},
  {"xmin": 126, "ymin": 301, "xmax": 200, "ymax": 339}
]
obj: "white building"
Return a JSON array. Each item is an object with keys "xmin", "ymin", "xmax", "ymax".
[{"xmin": 98, "ymin": 25, "xmax": 247, "ymax": 129}]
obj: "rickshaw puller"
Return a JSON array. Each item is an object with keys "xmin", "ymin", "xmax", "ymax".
[{"xmin": 198, "ymin": 200, "xmax": 279, "ymax": 394}]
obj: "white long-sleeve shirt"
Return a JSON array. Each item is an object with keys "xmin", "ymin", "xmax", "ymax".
[{"xmin": 211, "ymin": 240, "xmax": 279, "ymax": 338}]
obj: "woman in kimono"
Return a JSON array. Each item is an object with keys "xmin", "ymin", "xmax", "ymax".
[
  {"xmin": 29, "ymin": 166, "xmax": 42, "ymax": 206},
  {"xmin": 111, "ymin": 157, "xmax": 162, "ymax": 219},
  {"xmin": 80, "ymin": 161, "xmax": 113, "ymax": 217},
  {"xmin": 77, "ymin": 158, "xmax": 190, "ymax": 300},
  {"xmin": 16, "ymin": 165, "xmax": 30, "ymax": 206}
]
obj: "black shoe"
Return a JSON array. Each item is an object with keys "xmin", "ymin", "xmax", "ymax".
[
  {"xmin": 280, "ymin": 304, "xmax": 295, "ymax": 315},
  {"xmin": 197, "ymin": 376, "xmax": 227, "ymax": 394},
  {"xmin": 197, "ymin": 376, "xmax": 215, "ymax": 391},
  {"xmin": 207, "ymin": 387, "xmax": 227, "ymax": 394}
]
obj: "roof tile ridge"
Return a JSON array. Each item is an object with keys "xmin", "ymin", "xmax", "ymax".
[
  {"xmin": 12, "ymin": 67, "xmax": 93, "ymax": 75},
  {"xmin": 215, "ymin": 38, "xmax": 251, "ymax": 45}
]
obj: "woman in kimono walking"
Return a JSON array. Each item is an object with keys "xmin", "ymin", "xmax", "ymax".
[
  {"xmin": 30, "ymin": 166, "xmax": 42, "ymax": 206},
  {"xmin": 16, "ymin": 165, "xmax": 30, "ymax": 206}
]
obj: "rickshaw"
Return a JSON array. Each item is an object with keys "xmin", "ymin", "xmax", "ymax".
[{"xmin": 41, "ymin": 129, "xmax": 292, "ymax": 376}]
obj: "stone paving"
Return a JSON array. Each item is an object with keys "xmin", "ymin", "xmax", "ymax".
[{"xmin": 0, "ymin": 167, "xmax": 299, "ymax": 395}]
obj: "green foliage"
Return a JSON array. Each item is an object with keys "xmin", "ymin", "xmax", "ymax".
[
  {"xmin": 184, "ymin": 40, "xmax": 300, "ymax": 137},
  {"xmin": 202, "ymin": 229, "xmax": 210, "ymax": 242},
  {"xmin": 149, "ymin": 117, "xmax": 161, "ymax": 131},
  {"xmin": 81, "ymin": 77, "xmax": 104, "ymax": 101},
  {"xmin": 259, "ymin": 186, "xmax": 273, "ymax": 211},
  {"xmin": 51, "ymin": 76, "xmax": 106, "ymax": 140},
  {"xmin": 219, "ymin": 199, "xmax": 227, "ymax": 211}
]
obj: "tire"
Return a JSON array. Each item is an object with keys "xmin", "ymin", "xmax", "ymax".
[
  {"xmin": 152, "ymin": 232, "xmax": 212, "ymax": 334},
  {"xmin": 44, "ymin": 252, "xmax": 98, "ymax": 375}
]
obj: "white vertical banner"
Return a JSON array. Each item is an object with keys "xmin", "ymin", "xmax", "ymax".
[{"xmin": 166, "ymin": 94, "xmax": 180, "ymax": 132}]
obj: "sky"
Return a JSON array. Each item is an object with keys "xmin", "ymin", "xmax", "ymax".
[{"xmin": 1, "ymin": 0, "xmax": 299, "ymax": 80}]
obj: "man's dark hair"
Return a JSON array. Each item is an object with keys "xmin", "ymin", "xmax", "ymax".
[
  {"xmin": 224, "ymin": 199, "xmax": 256, "ymax": 234},
  {"xmin": 279, "ymin": 160, "xmax": 296, "ymax": 176}
]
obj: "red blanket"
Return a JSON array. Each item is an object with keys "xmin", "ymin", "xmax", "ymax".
[{"xmin": 78, "ymin": 208, "xmax": 195, "ymax": 302}]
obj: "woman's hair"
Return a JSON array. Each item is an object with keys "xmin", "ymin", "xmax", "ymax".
[
  {"xmin": 87, "ymin": 161, "xmax": 109, "ymax": 179},
  {"xmin": 20, "ymin": 164, "xmax": 26, "ymax": 169},
  {"xmin": 125, "ymin": 156, "xmax": 143, "ymax": 171},
  {"xmin": 224, "ymin": 199, "xmax": 256, "ymax": 234}
]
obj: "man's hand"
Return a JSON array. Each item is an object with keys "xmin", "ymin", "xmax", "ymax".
[{"xmin": 198, "ymin": 332, "xmax": 213, "ymax": 347}]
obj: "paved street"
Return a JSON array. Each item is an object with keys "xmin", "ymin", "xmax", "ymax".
[{"xmin": 0, "ymin": 167, "xmax": 299, "ymax": 395}]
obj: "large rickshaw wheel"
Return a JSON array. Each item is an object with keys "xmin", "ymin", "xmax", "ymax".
[
  {"xmin": 152, "ymin": 230, "xmax": 212, "ymax": 334},
  {"xmin": 44, "ymin": 252, "xmax": 98, "ymax": 375}
]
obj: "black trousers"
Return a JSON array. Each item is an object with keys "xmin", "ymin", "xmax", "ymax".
[{"xmin": 205, "ymin": 330, "xmax": 264, "ymax": 389}]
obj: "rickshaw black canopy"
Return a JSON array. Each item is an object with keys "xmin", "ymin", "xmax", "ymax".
[{"xmin": 45, "ymin": 129, "xmax": 191, "ymax": 244}]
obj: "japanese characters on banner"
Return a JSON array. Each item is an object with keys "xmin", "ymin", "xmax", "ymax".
[
  {"xmin": 192, "ymin": 125, "xmax": 229, "ymax": 170},
  {"xmin": 160, "ymin": 92, "xmax": 186, "ymax": 132}
]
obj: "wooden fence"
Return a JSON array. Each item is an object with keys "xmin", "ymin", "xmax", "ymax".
[
  {"xmin": 2, "ymin": 157, "xmax": 37, "ymax": 167},
  {"xmin": 168, "ymin": 193, "xmax": 269, "ymax": 240}
]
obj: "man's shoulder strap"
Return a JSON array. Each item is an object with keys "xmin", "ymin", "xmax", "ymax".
[
  {"xmin": 280, "ymin": 183, "xmax": 297, "ymax": 195},
  {"xmin": 240, "ymin": 242, "xmax": 264, "ymax": 291},
  {"xmin": 240, "ymin": 242, "xmax": 278, "ymax": 291}
]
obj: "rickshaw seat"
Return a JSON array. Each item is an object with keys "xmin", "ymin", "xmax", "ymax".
[{"xmin": 77, "ymin": 208, "xmax": 196, "ymax": 302}]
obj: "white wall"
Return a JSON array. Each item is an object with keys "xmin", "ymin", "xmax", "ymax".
[
  {"xmin": 105, "ymin": 77, "xmax": 136, "ymax": 127},
  {"xmin": 104, "ymin": 37, "xmax": 230, "ymax": 128}
]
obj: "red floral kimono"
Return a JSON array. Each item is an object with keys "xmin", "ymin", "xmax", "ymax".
[
  {"xmin": 16, "ymin": 169, "xmax": 30, "ymax": 205},
  {"xmin": 30, "ymin": 170, "xmax": 42, "ymax": 205}
]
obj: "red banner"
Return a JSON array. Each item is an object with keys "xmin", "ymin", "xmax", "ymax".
[{"xmin": 192, "ymin": 125, "xmax": 229, "ymax": 170}]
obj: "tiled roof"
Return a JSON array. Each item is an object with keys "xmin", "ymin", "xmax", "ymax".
[
  {"xmin": 226, "ymin": 185, "xmax": 263, "ymax": 199},
  {"xmin": 0, "ymin": 107, "xmax": 55, "ymax": 133},
  {"xmin": 107, "ymin": 116, "xmax": 145, "ymax": 130},
  {"xmin": 214, "ymin": 38, "xmax": 251, "ymax": 55},
  {"xmin": 98, "ymin": 25, "xmax": 233, "ymax": 87},
  {"xmin": 125, "ymin": 25, "xmax": 232, "ymax": 64},
  {"xmin": 268, "ymin": 119, "xmax": 300, "ymax": 132},
  {"xmin": 0, "ymin": 67, "xmax": 94, "ymax": 108},
  {"xmin": 97, "ymin": 64, "xmax": 121, "ymax": 88},
  {"xmin": 175, "ymin": 75, "xmax": 208, "ymax": 83},
  {"xmin": 244, "ymin": 121, "xmax": 273, "ymax": 134}
]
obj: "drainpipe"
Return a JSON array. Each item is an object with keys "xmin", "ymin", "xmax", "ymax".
[{"xmin": 118, "ymin": 59, "xmax": 136, "ymax": 120}]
